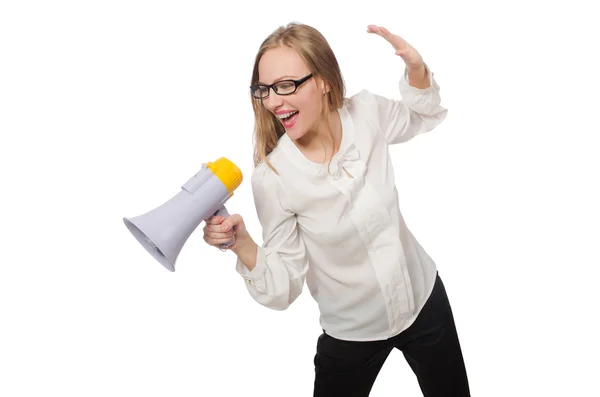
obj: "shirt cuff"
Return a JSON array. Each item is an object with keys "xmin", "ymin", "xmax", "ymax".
[
  {"xmin": 235, "ymin": 246, "xmax": 268, "ymax": 292},
  {"xmin": 399, "ymin": 63, "xmax": 442, "ymax": 113},
  {"xmin": 400, "ymin": 63, "xmax": 438, "ymax": 91}
]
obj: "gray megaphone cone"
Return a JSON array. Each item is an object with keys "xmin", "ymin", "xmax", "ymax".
[{"xmin": 123, "ymin": 158, "xmax": 242, "ymax": 272}]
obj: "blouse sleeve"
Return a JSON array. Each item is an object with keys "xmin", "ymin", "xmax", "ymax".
[
  {"xmin": 235, "ymin": 165, "xmax": 308, "ymax": 311},
  {"xmin": 357, "ymin": 64, "xmax": 448, "ymax": 144}
]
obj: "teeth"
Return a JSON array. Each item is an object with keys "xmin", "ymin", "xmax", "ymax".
[{"xmin": 276, "ymin": 111, "xmax": 298, "ymax": 119}]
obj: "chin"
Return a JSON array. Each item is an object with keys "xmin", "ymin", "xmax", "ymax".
[{"xmin": 285, "ymin": 126, "xmax": 308, "ymax": 141}]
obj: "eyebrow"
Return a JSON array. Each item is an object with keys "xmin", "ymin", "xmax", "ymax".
[{"xmin": 257, "ymin": 75, "xmax": 298, "ymax": 85}]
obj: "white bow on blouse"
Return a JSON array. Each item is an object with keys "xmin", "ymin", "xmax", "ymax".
[
  {"xmin": 327, "ymin": 143, "xmax": 367, "ymax": 199},
  {"xmin": 329, "ymin": 143, "xmax": 365, "ymax": 178}
]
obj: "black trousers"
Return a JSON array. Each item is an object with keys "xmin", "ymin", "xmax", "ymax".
[{"xmin": 313, "ymin": 273, "xmax": 470, "ymax": 397}]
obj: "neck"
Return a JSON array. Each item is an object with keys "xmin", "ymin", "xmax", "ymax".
[{"xmin": 295, "ymin": 110, "xmax": 342, "ymax": 161}]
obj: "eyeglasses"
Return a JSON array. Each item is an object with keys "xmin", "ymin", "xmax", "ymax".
[{"xmin": 250, "ymin": 73, "xmax": 313, "ymax": 99}]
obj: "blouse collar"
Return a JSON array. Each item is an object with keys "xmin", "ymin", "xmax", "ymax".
[{"xmin": 280, "ymin": 101, "xmax": 356, "ymax": 179}]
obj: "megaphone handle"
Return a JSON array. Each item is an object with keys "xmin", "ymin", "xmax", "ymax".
[{"xmin": 213, "ymin": 205, "xmax": 236, "ymax": 248}]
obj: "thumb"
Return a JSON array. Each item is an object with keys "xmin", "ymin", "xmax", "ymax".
[{"xmin": 221, "ymin": 214, "xmax": 242, "ymax": 232}]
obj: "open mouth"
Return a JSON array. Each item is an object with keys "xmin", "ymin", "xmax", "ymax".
[{"xmin": 277, "ymin": 110, "xmax": 299, "ymax": 128}]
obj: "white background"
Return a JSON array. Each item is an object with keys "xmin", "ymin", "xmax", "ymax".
[{"xmin": 1, "ymin": 0, "xmax": 599, "ymax": 396}]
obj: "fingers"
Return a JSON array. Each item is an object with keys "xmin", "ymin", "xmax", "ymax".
[
  {"xmin": 367, "ymin": 25, "xmax": 404, "ymax": 52},
  {"xmin": 203, "ymin": 224, "xmax": 234, "ymax": 246},
  {"xmin": 203, "ymin": 220, "xmax": 233, "ymax": 236},
  {"xmin": 379, "ymin": 26, "xmax": 391, "ymax": 36},
  {"xmin": 221, "ymin": 214, "xmax": 243, "ymax": 233},
  {"xmin": 203, "ymin": 214, "xmax": 243, "ymax": 248},
  {"xmin": 366, "ymin": 25, "xmax": 389, "ymax": 37},
  {"xmin": 375, "ymin": 26, "xmax": 391, "ymax": 37},
  {"xmin": 203, "ymin": 233, "xmax": 234, "ymax": 247},
  {"xmin": 366, "ymin": 25, "xmax": 383, "ymax": 35},
  {"xmin": 206, "ymin": 215, "xmax": 225, "ymax": 225},
  {"xmin": 204, "ymin": 222, "xmax": 229, "ymax": 233}
]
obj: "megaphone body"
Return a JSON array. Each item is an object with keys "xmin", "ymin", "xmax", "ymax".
[{"xmin": 123, "ymin": 157, "xmax": 243, "ymax": 272}]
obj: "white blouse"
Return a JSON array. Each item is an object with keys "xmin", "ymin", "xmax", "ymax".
[{"xmin": 235, "ymin": 65, "xmax": 448, "ymax": 341}]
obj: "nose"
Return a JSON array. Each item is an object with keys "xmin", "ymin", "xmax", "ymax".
[{"xmin": 263, "ymin": 89, "xmax": 284, "ymax": 112}]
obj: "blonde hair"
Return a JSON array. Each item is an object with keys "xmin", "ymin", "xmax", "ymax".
[{"xmin": 250, "ymin": 22, "xmax": 345, "ymax": 174}]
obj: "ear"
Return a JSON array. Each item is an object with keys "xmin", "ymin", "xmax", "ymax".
[{"xmin": 320, "ymin": 80, "xmax": 330, "ymax": 94}]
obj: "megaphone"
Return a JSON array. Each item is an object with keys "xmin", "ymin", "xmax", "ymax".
[{"xmin": 123, "ymin": 157, "xmax": 243, "ymax": 272}]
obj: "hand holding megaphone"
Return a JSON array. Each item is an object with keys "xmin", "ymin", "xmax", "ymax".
[{"xmin": 203, "ymin": 213, "xmax": 248, "ymax": 250}]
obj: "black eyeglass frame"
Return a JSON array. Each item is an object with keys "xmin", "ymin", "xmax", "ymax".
[{"xmin": 250, "ymin": 73, "xmax": 313, "ymax": 99}]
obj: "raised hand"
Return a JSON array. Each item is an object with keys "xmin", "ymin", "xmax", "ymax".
[{"xmin": 366, "ymin": 25, "xmax": 424, "ymax": 71}]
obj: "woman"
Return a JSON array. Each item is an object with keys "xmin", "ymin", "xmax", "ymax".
[{"xmin": 203, "ymin": 22, "xmax": 470, "ymax": 397}]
